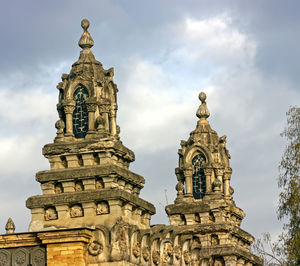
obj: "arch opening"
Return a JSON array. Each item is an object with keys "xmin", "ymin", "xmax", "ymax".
[
  {"xmin": 192, "ymin": 153, "xmax": 206, "ymax": 199},
  {"xmin": 73, "ymin": 86, "xmax": 89, "ymax": 138}
]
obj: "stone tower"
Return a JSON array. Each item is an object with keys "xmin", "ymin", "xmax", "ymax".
[
  {"xmin": 164, "ymin": 92, "xmax": 259, "ymax": 265},
  {"xmin": 26, "ymin": 19, "xmax": 155, "ymax": 232}
]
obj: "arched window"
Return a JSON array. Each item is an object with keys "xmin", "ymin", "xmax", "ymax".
[
  {"xmin": 73, "ymin": 86, "xmax": 89, "ymax": 138},
  {"xmin": 192, "ymin": 153, "xmax": 206, "ymax": 199}
]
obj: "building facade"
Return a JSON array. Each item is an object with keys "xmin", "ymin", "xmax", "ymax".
[{"xmin": 0, "ymin": 19, "xmax": 263, "ymax": 266}]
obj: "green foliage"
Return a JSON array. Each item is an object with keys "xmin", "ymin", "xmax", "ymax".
[{"xmin": 278, "ymin": 106, "xmax": 300, "ymax": 265}]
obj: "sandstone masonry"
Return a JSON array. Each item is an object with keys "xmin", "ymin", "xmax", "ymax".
[{"xmin": 0, "ymin": 19, "xmax": 263, "ymax": 266}]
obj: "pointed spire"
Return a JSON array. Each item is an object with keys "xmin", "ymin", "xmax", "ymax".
[
  {"xmin": 78, "ymin": 19, "xmax": 94, "ymax": 49},
  {"xmin": 5, "ymin": 217, "xmax": 15, "ymax": 234},
  {"xmin": 196, "ymin": 92, "xmax": 210, "ymax": 120}
]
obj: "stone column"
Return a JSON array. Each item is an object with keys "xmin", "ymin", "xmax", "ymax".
[
  {"xmin": 63, "ymin": 101, "xmax": 75, "ymax": 137},
  {"xmin": 86, "ymin": 100, "xmax": 97, "ymax": 134},
  {"xmin": 100, "ymin": 103, "xmax": 110, "ymax": 133},
  {"xmin": 215, "ymin": 168, "xmax": 225, "ymax": 193},
  {"xmin": 110, "ymin": 103, "xmax": 117, "ymax": 137},
  {"xmin": 204, "ymin": 167, "xmax": 212, "ymax": 193},
  {"xmin": 224, "ymin": 168, "xmax": 232, "ymax": 199},
  {"xmin": 184, "ymin": 168, "xmax": 193, "ymax": 197}
]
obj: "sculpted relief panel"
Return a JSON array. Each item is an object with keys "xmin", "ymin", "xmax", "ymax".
[{"xmin": 0, "ymin": 247, "xmax": 45, "ymax": 266}]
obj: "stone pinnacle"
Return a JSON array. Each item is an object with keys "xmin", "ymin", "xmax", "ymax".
[
  {"xmin": 196, "ymin": 91, "xmax": 210, "ymax": 120},
  {"xmin": 78, "ymin": 18, "xmax": 94, "ymax": 49}
]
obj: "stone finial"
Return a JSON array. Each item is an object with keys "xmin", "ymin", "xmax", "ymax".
[
  {"xmin": 78, "ymin": 18, "xmax": 94, "ymax": 49},
  {"xmin": 196, "ymin": 92, "xmax": 210, "ymax": 120},
  {"xmin": 5, "ymin": 217, "xmax": 15, "ymax": 234}
]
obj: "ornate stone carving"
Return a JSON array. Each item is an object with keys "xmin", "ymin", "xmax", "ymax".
[
  {"xmin": 96, "ymin": 201, "xmax": 109, "ymax": 215},
  {"xmin": 211, "ymin": 234, "xmax": 219, "ymax": 246},
  {"xmin": 212, "ymin": 179, "xmax": 222, "ymax": 192},
  {"xmin": 174, "ymin": 245, "xmax": 182, "ymax": 260},
  {"xmin": 55, "ymin": 119, "xmax": 65, "ymax": 139},
  {"xmin": 63, "ymin": 104, "xmax": 75, "ymax": 114},
  {"xmin": 161, "ymin": 242, "xmax": 173, "ymax": 264},
  {"xmin": 5, "ymin": 217, "xmax": 15, "ymax": 234},
  {"xmin": 88, "ymin": 240, "xmax": 103, "ymax": 256},
  {"xmin": 70, "ymin": 204, "xmax": 83, "ymax": 218},
  {"xmin": 54, "ymin": 183, "xmax": 63, "ymax": 194},
  {"xmin": 95, "ymin": 179, "xmax": 104, "ymax": 189},
  {"xmin": 0, "ymin": 250, "xmax": 10, "ymax": 266},
  {"xmin": 96, "ymin": 115, "xmax": 106, "ymax": 131},
  {"xmin": 118, "ymin": 226, "xmax": 128, "ymax": 259},
  {"xmin": 75, "ymin": 181, "xmax": 84, "ymax": 192},
  {"xmin": 142, "ymin": 247, "xmax": 150, "ymax": 261},
  {"xmin": 86, "ymin": 102, "xmax": 97, "ymax": 112},
  {"xmin": 44, "ymin": 207, "xmax": 58, "ymax": 221},
  {"xmin": 30, "ymin": 247, "xmax": 46, "ymax": 266},
  {"xmin": 176, "ymin": 181, "xmax": 184, "ymax": 196},
  {"xmin": 111, "ymin": 219, "xmax": 130, "ymax": 261},
  {"xmin": 12, "ymin": 248, "xmax": 28, "ymax": 266},
  {"xmin": 152, "ymin": 250, "xmax": 160, "ymax": 265},
  {"xmin": 79, "ymin": 18, "xmax": 94, "ymax": 49},
  {"xmin": 183, "ymin": 250, "xmax": 191, "ymax": 264},
  {"xmin": 196, "ymin": 92, "xmax": 210, "ymax": 120},
  {"xmin": 132, "ymin": 243, "xmax": 140, "ymax": 258}
]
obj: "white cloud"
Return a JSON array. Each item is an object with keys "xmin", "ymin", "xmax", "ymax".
[
  {"xmin": 170, "ymin": 16, "xmax": 256, "ymax": 68},
  {"xmin": 0, "ymin": 88, "xmax": 57, "ymax": 126}
]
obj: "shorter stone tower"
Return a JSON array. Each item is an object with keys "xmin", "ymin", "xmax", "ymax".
[
  {"xmin": 165, "ymin": 92, "xmax": 258, "ymax": 265},
  {"xmin": 26, "ymin": 19, "xmax": 155, "ymax": 232}
]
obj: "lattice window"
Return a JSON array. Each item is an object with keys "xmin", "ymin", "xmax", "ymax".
[
  {"xmin": 192, "ymin": 153, "xmax": 206, "ymax": 199},
  {"xmin": 73, "ymin": 86, "xmax": 89, "ymax": 138}
]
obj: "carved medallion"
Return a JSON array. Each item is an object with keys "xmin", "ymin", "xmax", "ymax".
[
  {"xmin": 0, "ymin": 250, "xmax": 10, "ymax": 266},
  {"xmin": 88, "ymin": 241, "xmax": 103, "ymax": 256},
  {"xmin": 96, "ymin": 202, "xmax": 109, "ymax": 215},
  {"xmin": 70, "ymin": 204, "xmax": 83, "ymax": 218},
  {"xmin": 44, "ymin": 207, "xmax": 58, "ymax": 221},
  {"xmin": 12, "ymin": 249, "xmax": 28, "ymax": 266},
  {"xmin": 31, "ymin": 247, "xmax": 46, "ymax": 266}
]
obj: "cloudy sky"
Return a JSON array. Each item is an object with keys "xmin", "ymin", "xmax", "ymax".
[{"xmin": 0, "ymin": 0, "xmax": 299, "ymax": 242}]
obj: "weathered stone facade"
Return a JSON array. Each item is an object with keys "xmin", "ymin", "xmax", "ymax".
[{"xmin": 0, "ymin": 19, "xmax": 263, "ymax": 265}]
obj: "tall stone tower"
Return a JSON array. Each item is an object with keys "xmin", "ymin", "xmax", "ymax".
[{"xmin": 26, "ymin": 18, "xmax": 155, "ymax": 232}]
